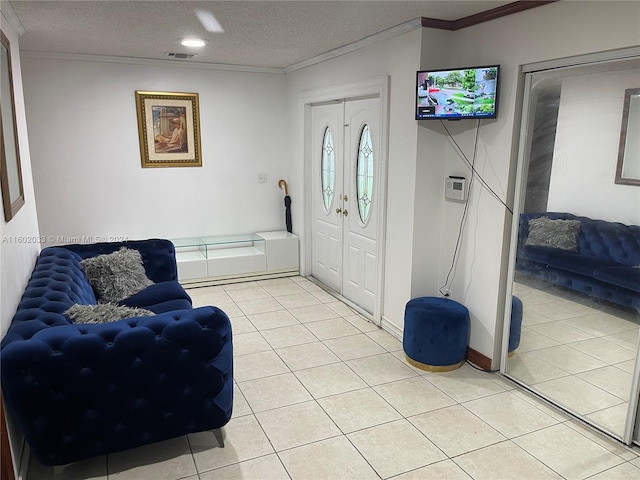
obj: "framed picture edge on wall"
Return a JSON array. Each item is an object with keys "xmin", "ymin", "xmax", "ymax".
[
  {"xmin": 615, "ymin": 87, "xmax": 640, "ymax": 186},
  {"xmin": 0, "ymin": 28, "xmax": 25, "ymax": 222}
]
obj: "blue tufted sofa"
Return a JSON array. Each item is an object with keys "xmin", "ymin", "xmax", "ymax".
[
  {"xmin": 516, "ymin": 212, "xmax": 640, "ymax": 311},
  {"xmin": 1, "ymin": 239, "xmax": 233, "ymax": 466}
]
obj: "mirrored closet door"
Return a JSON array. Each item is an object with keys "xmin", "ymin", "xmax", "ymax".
[{"xmin": 502, "ymin": 51, "xmax": 640, "ymax": 443}]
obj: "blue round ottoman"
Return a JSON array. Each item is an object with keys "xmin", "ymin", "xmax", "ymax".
[
  {"xmin": 403, "ymin": 297, "xmax": 470, "ymax": 372},
  {"xmin": 508, "ymin": 296, "xmax": 523, "ymax": 356}
]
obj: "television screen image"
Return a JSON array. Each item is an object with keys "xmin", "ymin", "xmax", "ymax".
[{"xmin": 416, "ymin": 65, "xmax": 500, "ymax": 120}]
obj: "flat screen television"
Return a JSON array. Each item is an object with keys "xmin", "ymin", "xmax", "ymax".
[{"xmin": 415, "ymin": 65, "xmax": 500, "ymax": 120}]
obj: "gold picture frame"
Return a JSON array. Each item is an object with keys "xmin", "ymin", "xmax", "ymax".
[
  {"xmin": 0, "ymin": 29, "xmax": 25, "ymax": 221},
  {"xmin": 135, "ymin": 91, "xmax": 202, "ymax": 168}
]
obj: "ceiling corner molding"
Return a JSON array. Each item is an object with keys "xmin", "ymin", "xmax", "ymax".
[
  {"xmin": 286, "ymin": 1, "xmax": 557, "ymax": 73},
  {"xmin": 421, "ymin": 17, "xmax": 454, "ymax": 31},
  {"xmin": 451, "ymin": 0, "xmax": 558, "ymax": 30},
  {"xmin": 285, "ymin": 17, "xmax": 423, "ymax": 73},
  {"xmin": 20, "ymin": 51, "xmax": 285, "ymax": 74},
  {"xmin": 421, "ymin": 0, "xmax": 558, "ymax": 32},
  {"xmin": 0, "ymin": 2, "xmax": 26, "ymax": 36}
]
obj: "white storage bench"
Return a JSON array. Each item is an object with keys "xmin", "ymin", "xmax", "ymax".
[{"xmin": 173, "ymin": 231, "xmax": 299, "ymax": 286}]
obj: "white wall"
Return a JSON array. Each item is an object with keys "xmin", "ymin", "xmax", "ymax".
[
  {"xmin": 410, "ymin": 29, "xmax": 453, "ymax": 300},
  {"xmin": 0, "ymin": 14, "xmax": 40, "ymax": 337},
  {"xmin": 0, "ymin": 8, "xmax": 41, "ymax": 476},
  {"xmin": 21, "ymin": 57, "xmax": 290, "ymax": 243},
  {"xmin": 549, "ymin": 68, "xmax": 640, "ymax": 225},
  {"xmin": 442, "ymin": 0, "xmax": 640, "ymax": 365},
  {"xmin": 0, "ymin": 24, "xmax": 41, "ymax": 341}
]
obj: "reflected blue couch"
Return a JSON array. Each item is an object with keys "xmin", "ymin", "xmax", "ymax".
[
  {"xmin": 1, "ymin": 239, "xmax": 233, "ymax": 466},
  {"xmin": 516, "ymin": 212, "xmax": 640, "ymax": 311}
]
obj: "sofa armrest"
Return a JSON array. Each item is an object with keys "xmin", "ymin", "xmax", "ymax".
[
  {"xmin": 61, "ymin": 239, "xmax": 178, "ymax": 283},
  {"xmin": 0, "ymin": 306, "xmax": 233, "ymax": 466}
]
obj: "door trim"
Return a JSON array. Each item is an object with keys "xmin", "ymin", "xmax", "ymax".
[{"xmin": 300, "ymin": 76, "xmax": 389, "ymax": 324}]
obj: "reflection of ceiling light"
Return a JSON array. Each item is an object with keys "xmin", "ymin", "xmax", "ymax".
[{"xmin": 180, "ymin": 38, "xmax": 207, "ymax": 47}]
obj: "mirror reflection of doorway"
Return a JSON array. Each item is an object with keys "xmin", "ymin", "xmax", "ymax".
[{"xmin": 503, "ymin": 53, "xmax": 640, "ymax": 443}]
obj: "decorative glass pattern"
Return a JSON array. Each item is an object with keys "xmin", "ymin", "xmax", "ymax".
[
  {"xmin": 357, "ymin": 124, "xmax": 374, "ymax": 223},
  {"xmin": 321, "ymin": 127, "xmax": 335, "ymax": 212}
]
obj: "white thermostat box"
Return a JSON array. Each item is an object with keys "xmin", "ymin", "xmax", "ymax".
[{"xmin": 445, "ymin": 176, "xmax": 467, "ymax": 201}]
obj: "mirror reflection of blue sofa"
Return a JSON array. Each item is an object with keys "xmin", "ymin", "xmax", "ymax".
[
  {"xmin": 516, "ymin": 212, "xmax": 640, "ymax": 311},
  {"xmin": 0, "ymin": 239, "xmax": 233, "ymax": 466}
]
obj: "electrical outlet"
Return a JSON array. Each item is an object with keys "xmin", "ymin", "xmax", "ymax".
[{"xmin": 257, "ymin": 172, "xmax": 267, "ymax": 183}]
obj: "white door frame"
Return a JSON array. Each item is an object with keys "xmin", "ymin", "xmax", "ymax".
[{"xmin": 300, "ymin": 76, "xmax": 389, "ymax": 324}]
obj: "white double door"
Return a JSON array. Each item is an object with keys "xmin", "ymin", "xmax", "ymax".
[{"xmin": 311, "ymin": 97, "xmax": 380, "ymax": 315}]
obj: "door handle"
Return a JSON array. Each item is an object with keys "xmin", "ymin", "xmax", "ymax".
[
  {"xmin": 343, "ymin": 209, "xmax": 348, "ymax": 217},
  {"xmin": 336, "ymin": 208, "xmax": 342, "ymax": 214}
]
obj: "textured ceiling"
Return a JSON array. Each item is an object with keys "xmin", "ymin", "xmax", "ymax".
[{"xmin": 9, "ymin": 1, "xmax": 517, "ymax": 69}]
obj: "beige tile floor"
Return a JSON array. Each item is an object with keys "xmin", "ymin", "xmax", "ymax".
[
  {"xmin": 507, "ymin": 279, "xmax": 640, "ymax": 438},
  {"xmin": 27, "ymin": 276, "xmax": 640, "ymax": 479}
]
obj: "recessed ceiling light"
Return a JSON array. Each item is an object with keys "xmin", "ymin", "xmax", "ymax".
[{"xmin": 180, "ymin": 38, "xmax": 207, "ymax": 48}]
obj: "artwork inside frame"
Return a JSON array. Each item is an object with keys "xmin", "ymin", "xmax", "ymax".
[
  {"xmin": 0, "ymin": 29, "xmax": 25, "ymax": 222},
  {"xmin": 135, "ymin": 91, "xmax": 202, "ymax": 168}
]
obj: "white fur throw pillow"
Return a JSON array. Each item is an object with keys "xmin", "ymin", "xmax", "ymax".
[
  {"xmin": 65, "ymin": 303, "xmax": 154, "ymax": 324},
  {"xmin": 81, "ymin": 247, "xmax": 154, "ymax": 302}
]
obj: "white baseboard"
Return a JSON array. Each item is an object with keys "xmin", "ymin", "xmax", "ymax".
[{"xmin": 380, "ymin": 316, "xmax": 403, "ymax": 341}]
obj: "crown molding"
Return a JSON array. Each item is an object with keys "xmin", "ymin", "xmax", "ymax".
[
  {"xmin": 285, "ymin": 1, "xmax": 556, "ymax": 73},
  {"xmin": 18, "ymin": 1, "xmax": 557, "ymax": 75},
  {"xmin": 423, "ymin": 0, "xmax": 558, "ymax": 31},
  {"xmin": 20, "ymin": 51, "xmax": 285, "ymax": 74},
  {"xmin": 0, "ymin": 1, "xmax": 26, "ymax": 36},
  {"xmin": 451, "ymin": 0, "xmax": 557, "ymax": 30},
  {"xmin": 285, "ymin": 18, "xmax": 423, "ymax": 73}
]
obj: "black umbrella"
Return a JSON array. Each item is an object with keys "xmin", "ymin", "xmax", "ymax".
[{"xmin": 278, "ymin": 179, "xmax": 292, "ymax": 233}]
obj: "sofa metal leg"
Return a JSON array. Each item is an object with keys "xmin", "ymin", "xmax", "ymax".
[{"xmin": 212, "ymin": 428, "xmax": 225, "ymax": 448}]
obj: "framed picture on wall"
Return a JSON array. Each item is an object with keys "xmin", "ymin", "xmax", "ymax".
[
  {"xmin": 135, "ymin": 91, "xmax": 202, "ymax": 168},
  {"xmin": 0, "ymin": 29, "xmax": 25, "ymax": 222}
]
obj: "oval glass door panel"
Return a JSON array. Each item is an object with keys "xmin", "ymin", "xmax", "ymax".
[
  {"xmin": 321, "ymin": 126, "xmax": 335, "ymax": 213},
  {"xmin": 357, "ymin": 124, "xmax": 374, "ymax": 223}
]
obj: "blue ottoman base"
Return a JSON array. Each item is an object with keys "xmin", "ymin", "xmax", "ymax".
[
  {"xmin": 403, "ymin": 297, "xmax": 470, "ymax": 372},
  {"xmin": 509, "ymin": 295, "xmax": 523, "ymax": 356}
]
